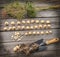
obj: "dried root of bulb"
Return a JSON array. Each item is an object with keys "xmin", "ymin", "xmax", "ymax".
[{"xmin": 13, "ymin": 43, "xmax": 39, "ymax": 55}]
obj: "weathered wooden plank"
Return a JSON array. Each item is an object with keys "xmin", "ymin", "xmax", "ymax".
[{"xmin": 0, "ymin": 29, "xmax": 60, "ymax": 43}]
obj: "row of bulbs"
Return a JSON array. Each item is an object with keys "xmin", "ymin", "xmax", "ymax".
[
  {"xmin": 4, "ymin": 20, "xmax": 51, "ymax": 26},
  {"xmin": 3, "ymin": 24, "xmax": 51, "ymax": 31},
  {"xmin": 11, "ymin": 30, "xmax": 52, "ymax": 41},
  {"xmin": 24, "ymin": 31, "xmax": 52, "ymax": 36}
]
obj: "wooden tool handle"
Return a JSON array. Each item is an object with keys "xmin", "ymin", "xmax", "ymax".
[{"xmin": 45, "ymin": 38, "xmax": 59, "ymax": 45}]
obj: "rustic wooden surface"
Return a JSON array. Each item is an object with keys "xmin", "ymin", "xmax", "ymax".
[{"xmin": 0, "ymin": 0, "xmax": 60, "ymax": 57}]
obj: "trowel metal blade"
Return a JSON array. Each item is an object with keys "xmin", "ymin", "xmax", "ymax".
[{"xmin": 34, "ymin": 39, "xmax": 43, "ymax": 45}]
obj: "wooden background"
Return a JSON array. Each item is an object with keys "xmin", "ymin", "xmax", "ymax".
[{"xmin": 0, "ymin": 0, "xmax": 60, "ymax": 57}]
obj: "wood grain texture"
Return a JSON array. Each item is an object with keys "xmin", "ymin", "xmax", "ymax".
[{"xmin": 0, "ymin": 0, "xmax": 60, "ymax": 57}]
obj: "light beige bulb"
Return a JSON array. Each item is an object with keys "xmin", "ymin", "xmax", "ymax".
[
  {"xmin": 8, "ymin": 27, "xmax": 12, "ymax": 30},
  {"xmin": 3, "ymin": 27, "xmax": 7, "ymax": 31},
  {"xmin": 12, "ymin": 26, "xmax": 16, "ymax": 30},
  {"xmin": 33, "ymin": 31, "xmax": 36, "ymax": 35},
  {"xmin": 26, "ymin": 26, "xmax": 30, "ymax": 29},
  {"xmin": 22, "ymin": 26, "xmax": 25, "ymax": 29},
  {"xmin": 47, "ymin": 24, "xmax": 51, "ymax": 28},
  {"xmin": 26, "ymin": 20, "xmax": 30, "ymax": 24},
  {"xmin": 30, "ymin": 26, "xmax": 34, "ymax": 29},
  {"xmin": 35, "ymin": 20, "xmax": 39, "ymax": 23},
  {"xmin": 49, "ymin": 30, "xmax": 52, "ymax": 34},
  {"xmin": 31, "ymin": 20, "xmax": 35, "ymax": 23},
  {"xmin": 45, "ymin": 31, "xmax": 49, "ymax": 34},
  {"xmin": 11, "ymin": 21, "xmax": 15, "ymax": 25},
  {"xmin": 41, "ymin": 31, "xmax": 44, "ymax": 35},
  {"xmin": 28, "ymin": 31, "xmax": 32, "ymax": 35},
  {"xmin": 4, "ymin": 21, "xmax": 9, "ymax": 26},
  {"xmin": 43, "ymin": 24, "xmax": 47, "ymax": 28},
  {"xmin": 25, "ymin": 32, "xmax": 28, "ymax": 36},
  {"xmin": 13, "ymin": 45, "xmax": 20, "ymax": 52},
  {"xmin": 46, "ymin": 20, "xmax": 50, "ymax": 24},
  {"xmin": 36, "ymin": 31, "xmax": 40, "ymax": 35},
  {"xmin": 40, "ymin": 20, "xmax": 45, "ymax": 24},
  {"xmin": 39, "ymin": 24, "xmax": 42, "ymax": 28},
  {"xmin": 17, "ymin": 21, "xmax": 21, "ymax": 25},
  {"xmin": 34, "ymin": 25, "xmax": 38, "ymax": 29},
  {"xmin": 22, "ymin": 20, "xmax": 26, "ymax": 24}
]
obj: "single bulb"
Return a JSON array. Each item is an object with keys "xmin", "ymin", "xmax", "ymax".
[
  {"xmin": 34, "ymin": 25, "xmax": 38, "ymax": 29},
  {"xmin": 8, "ymin": 27, "xmax": 12, "ymax": 30},
  {"xmin": 39, "ymin": 24, "xmax": 42, "ymax": 28},
  {"xmin": 26, "ymin": 20, "xmax": 30, "ymax": 24},
  {"xmin": 46, "ymin": 20, "xmax": 50, "ymax": 24},
  {"xmin": 40, "ymin": 20, "xmax": 45, "ymax": 24},
  {"xmin": 43, "ymin": 24, "xmax": 47, "ymax": 28},
  {"xmin": 11, "ymin": 21, "xmax": 15, "ymax": 25},
  {"xmin": 41, "ymin": 31, "xmax": 44, "ymax": 35},
  {"xmin": 22, "ymin": 20, "xmax": 26, "ymax": 24},
  {"xmin": 31, "ymin": 20, "xmax": 35, "ymax": 23},
  {"xmin": 28, "ymin": 31, "xmax": 32, "ymax": 35},
  {"xmin": 45, "ymin": 31, "xmax": 49, "ymax": 34},
  {"xmin": 12, "ymin": 26, "xmax": 16, "ymax": 30},
  {"xmin": 33, "ymin": 31, "xmax": 36, "ymax": 35},
  {"xmin": 30, "ymin": 26, "xmax": 34, "ymax": 29},
  {"xmin": 22, "ymin": 26, "xmax": 25, "ymax": 29},
  {"xmin": 17, "ymin": 21, "xmax": 21, "ymax": 25},
  {"xmin": 13, "ymin": 45, "xmax": 20, "ymax": 52},
  {"xmin": 3, "ymin": 27, "xmax": 7, "ymax": 31},
  {"xmin": 35, "ymin": 20, "xmax": 39, "ymax": 23},
  {"xmin": 25, "ymin": 32, "xmax": 28, "ymax": 36},
  {"xmin": 26, "ymin": 26, "xmax": 30, "ymax": 29},
  {"xmin": 4, "ymin": 21, "xmax": 9, "ymax": 26},
  {"xmin": 49, "ymin": 30, "xmax": 52, "ymax": 34},
  {"xmin": 47, "ymin": 24, "xmax": 51, "ymax": 28},
  {"xmin": 36, "ymin": 31, "xmax": 40, "ymax": 35}
]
